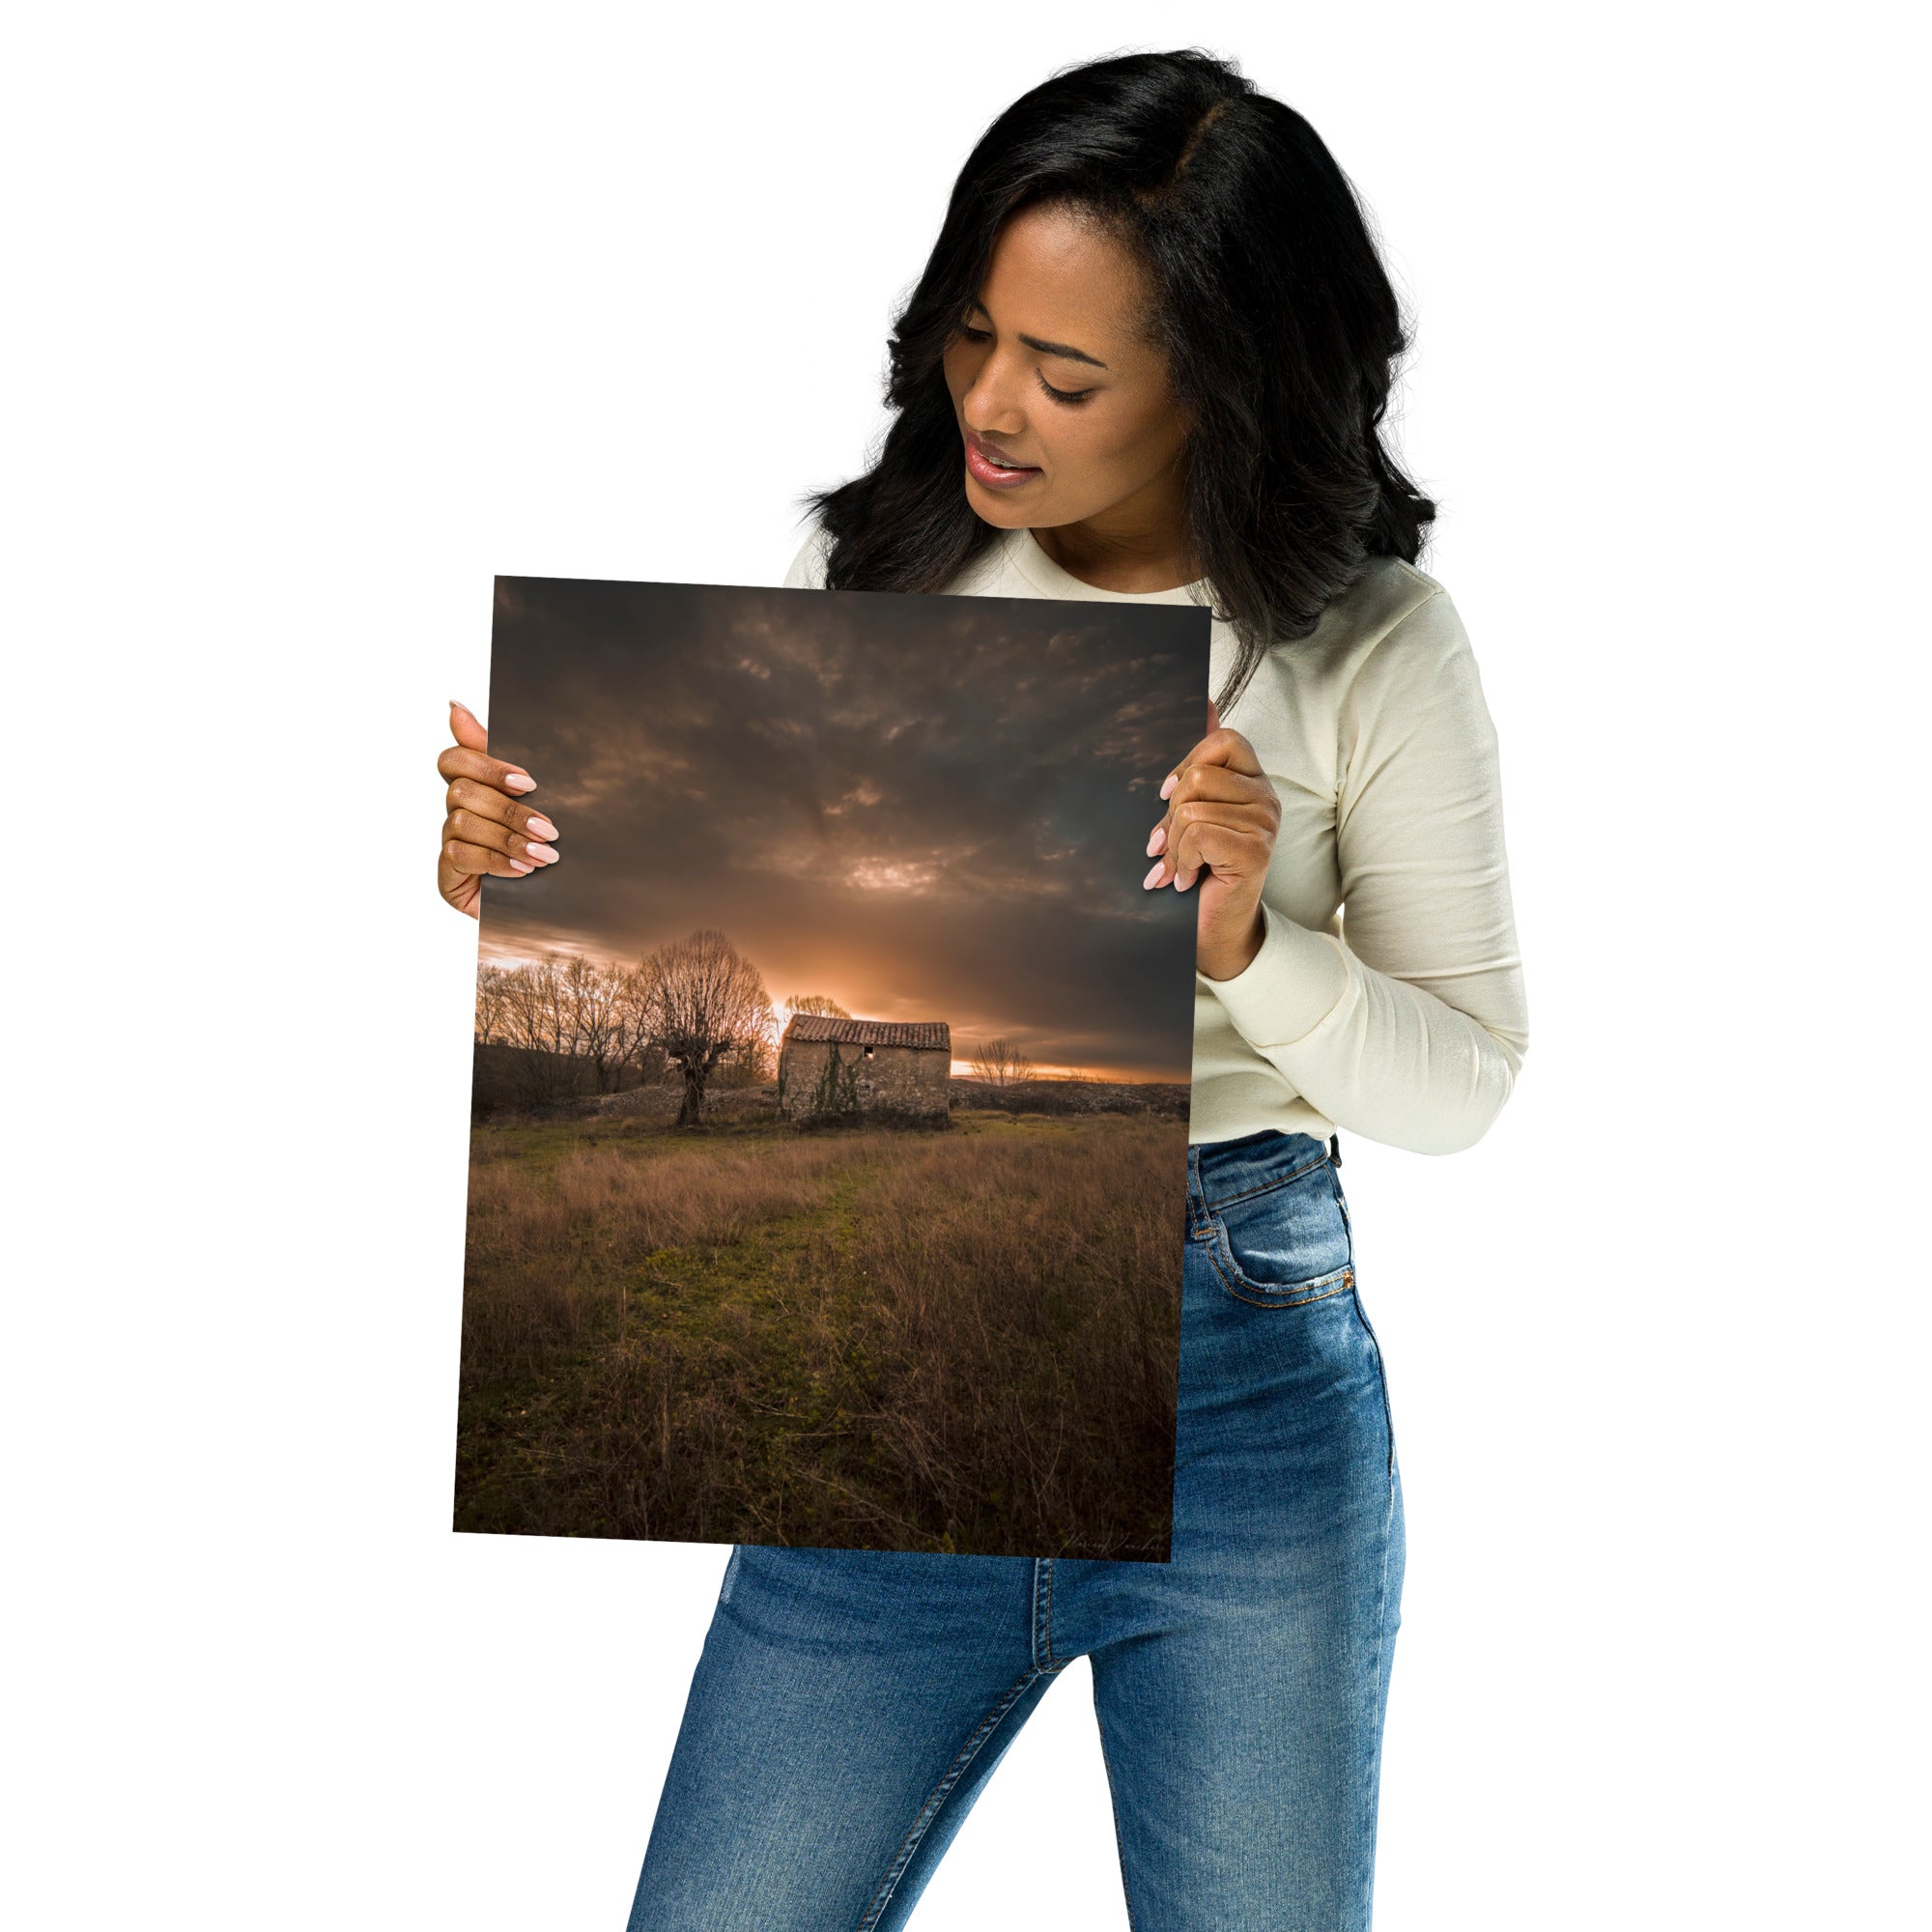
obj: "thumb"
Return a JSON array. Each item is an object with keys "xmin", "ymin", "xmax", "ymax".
[
  {"xmin": 1206, "ymin": 696, "xmax": 1221, "ymax": 736},
  {"xmin": 449, "ymin": 698, "xmax": 489, "ymax": 753}
]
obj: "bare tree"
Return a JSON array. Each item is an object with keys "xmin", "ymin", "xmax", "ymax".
[
  {"xmin": 635, "ymin": 929, "xmax": 776, "ymax": 1125},
  {"xmin": 496, "ymin": 957, "xmax": 554, "ymax": 1100},
  {"xmin": 612, "ymin": 966, "xmax": 663, "ymax": 1086},
  {"xmin": 510, "ymin": 954, "xmax": 570, "ymax": 1054},
  {"xmin": 969, "ymin": 1037, "xmax": 1038, "ymax": 1089},
  {"xmin": 560, "ymin": 953, "xmax": 630, "ymax": 1093},
  {"xmin": 784, "ymin": 993, "xmax": 851, "ymax": 1018},
  {"xmin": 716, "ymin": 1025, "xmax": 777, "ymax": 1089},
  {"xmin": 474, "ymin": 965, "xmax": 514, "ymax": 1045},
  {"xmin": 473, "ymin": 953, "xmax": 661, "ymax": 1104}
]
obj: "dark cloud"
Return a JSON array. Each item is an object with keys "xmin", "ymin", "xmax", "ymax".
[{"xmin": 478, "ymin": 577, "xmax": 1211, "ymax": 1080}]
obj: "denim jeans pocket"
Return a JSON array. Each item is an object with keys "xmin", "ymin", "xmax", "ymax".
[{"xmin": 1204, "ymin": 1153, "xmax": 1355, "ymax": 1309}]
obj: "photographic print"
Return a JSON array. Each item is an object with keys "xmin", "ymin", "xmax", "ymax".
[{"xmin": 456, "ymin": 576, "xmax": 1210, "ymax": 1559}]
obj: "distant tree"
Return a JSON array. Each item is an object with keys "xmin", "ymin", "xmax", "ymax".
[
  {"xmin": 493, "ymin": 953, "xmax": 578, "ymax": 1102},
  {"xmin": 613, "ymin": 967, "xmax": 663, "ymax": 1085},
  {"xmin": 528, "ymin": 956, "xmax": 575, "ymax": 1092},
  {"xmin": 473, "ymin": 953, "xmax": 654, "ymax": 1103},
  {"xmin": 636, "ymin": 929, "xmax": 776, "ymax": 1125},
  {"xmin": 560, "ymin": 952, "xmax": 629, "ymax": 1093},
  {"xmin": 716, "ymin": 1027, "xmax": 777, "ymax": 1089},
  {"xmin": 474, "ymin": 965, "xmax": 514, "ymax": 1045},
  {"xmin": 970, "ymin": 1037, "xmax": 1037, "ymax": 1088},
  {"xmin": 784, "ymin": 993, "xmax": 851, "ymax": 1018},
  {"xmin": 715, "ymin": 988, "xmax": 780, "ymax": 1089}
]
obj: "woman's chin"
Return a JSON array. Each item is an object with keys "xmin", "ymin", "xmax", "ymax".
[{"xmin": 963, "ymin": 476, "xmax": 1041, "ymax": 526}]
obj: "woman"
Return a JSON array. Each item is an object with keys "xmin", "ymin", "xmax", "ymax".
[{"xmin": 437, "ymin": 49, "xmax": 1528, "ymax": 1931}]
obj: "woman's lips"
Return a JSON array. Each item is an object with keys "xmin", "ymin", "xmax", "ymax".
[{"xmin": 963, "ymin": 432, "xmax": 1042, "ymax": 489}]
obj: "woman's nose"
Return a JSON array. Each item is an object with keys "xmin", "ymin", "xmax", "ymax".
[{"xmin": 961, "ymin": 357, "xmax": 1028, "ymax": 437}]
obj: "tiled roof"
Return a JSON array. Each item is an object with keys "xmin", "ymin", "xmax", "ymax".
[{"xmin": 782, "ymin": 1015, "xmax": 951, "ymax": 1051}]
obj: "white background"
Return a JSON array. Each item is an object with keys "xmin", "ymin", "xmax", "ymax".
[{"xmin": 7, "ymin": 3, "xmax": 1925, "ymax": 1926}]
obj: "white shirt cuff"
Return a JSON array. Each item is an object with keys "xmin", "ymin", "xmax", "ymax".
[{"xmin": 1198, "ymin": 900, "xmax": 1350, "ymax": 1050}]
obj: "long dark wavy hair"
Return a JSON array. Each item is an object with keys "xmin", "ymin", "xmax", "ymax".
[{"xmin": 804, "ymin": 48, "xmax": 1436, "ymax": 712}]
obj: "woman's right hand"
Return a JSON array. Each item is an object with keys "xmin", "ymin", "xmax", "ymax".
[{"xmin": 436, "ymin": 699, "xmax": 560, "ymax": 919}]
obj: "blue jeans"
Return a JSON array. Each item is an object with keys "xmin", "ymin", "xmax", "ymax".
[{"xmin": 627, "ymin": 1129, "xmax": 1405, "ymax": 1930}]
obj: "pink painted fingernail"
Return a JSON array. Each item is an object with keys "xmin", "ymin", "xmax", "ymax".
[
  {"xmin": 1143, "ymin": 860, "xmax": 1166, "ymax": 889},
  {"xmin": 508, "ymin": 860, "xmax": 533, "ymax": 874},
  {"xmin": 503, "ymin": 771, "xmax": 536, "ymax": 793},
  {"xmin": 1146, "ymin": 825, "xmax": 1167, "ymax": 857},
  {"xmin": 526, "ymin": 814, "xmax": 558, "ymax": 841},
  {"xmin": 525, "ymin": 842, "xmax": 559, "ymax": 864},
  {"xmin": 1159, "ymin": 773, "xmax": 1178, "ymax": 800}
]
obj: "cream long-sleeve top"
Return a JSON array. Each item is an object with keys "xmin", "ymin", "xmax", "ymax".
[{"xmin": 782, "ymin": 524, "xmax": 1530, "ymax": 1156}]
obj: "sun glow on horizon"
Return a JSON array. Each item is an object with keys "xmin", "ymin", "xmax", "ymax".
[{"xmin": 474, "ymin": 950, "xmax": 1184, "ymax": 1084}]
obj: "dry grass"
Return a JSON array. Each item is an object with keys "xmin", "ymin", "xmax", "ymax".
[
  {"xmin": 461, "ymin": 1128, "xmax": 854, "ymax": 1375},
  {"xmin": 453, "ymin": 1112, "xmax": 1186, "ymax": 1559}
]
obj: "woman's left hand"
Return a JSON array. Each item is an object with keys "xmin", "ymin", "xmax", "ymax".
[{"xmin": 1144, "ymin": 699, "xmax": 1281, "ymax": 980}]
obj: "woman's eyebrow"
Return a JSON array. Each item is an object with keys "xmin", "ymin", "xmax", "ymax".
[
  {"xmin": 967, "ymin": 302, "xmax": 1108, "ymax": 370},
  {"xmin": 1018, "ymin": 333, "xmax": 1108, "ymax": 369}
]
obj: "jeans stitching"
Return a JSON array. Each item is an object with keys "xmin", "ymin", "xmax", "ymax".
[
  {"xmin": 1197, "ymin": 1148, "xmax": 1333, "ymax": 1211},
  {"xmin": 1350, "ymin": 1293, "xmax": 1397, "ymax": 1490},
  {"xmin": 1185, "ymin": 1172, "xmax": 1212, "ymax": 1242},
  {"xmin": 1033, "ymin": 1556, "xmax": 1068, "ymax": 1672},
  {"xmin": 1201, "ymin": 1228, "xmax": 1355, "ymax": 1309},
  {"xmin": 1357, "ymin": 1466, "xmax": 1396, "ymax": 1928},
  {"xmin": 1090, "ymin": 1688, "xmax": 1142, "ymax": 1932},
  {"xmin": 1357, "ymin": 1292, "xmax": 1399, "ymax": 1929},
  {"xmin": 854, "ymin": 1663, "xmax": 1046, "ymax": 1932}
]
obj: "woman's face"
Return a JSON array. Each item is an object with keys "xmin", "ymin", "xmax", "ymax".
[{"xmin": 940, "ymin": 202, "xmax": 1190, "ymax": 539}]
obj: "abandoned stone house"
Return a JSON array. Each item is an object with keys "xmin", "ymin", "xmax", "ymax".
[{"xmin": 776, "ymin": 1015, "xmax": 952, "ymax": 1124}]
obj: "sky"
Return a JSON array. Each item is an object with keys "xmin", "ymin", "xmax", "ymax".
[{"xmin": 476, "ymin": 575, "xmax": 1211, "ymax": 1081}]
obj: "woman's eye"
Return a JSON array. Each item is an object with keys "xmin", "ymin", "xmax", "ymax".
[
  {"xmin": 958, "ymin": 324, "xmax": 992, "ymax": 343},
  {"xmin": 1037, "ymin": 372, "xmax": 1094, "ymax": 406}
]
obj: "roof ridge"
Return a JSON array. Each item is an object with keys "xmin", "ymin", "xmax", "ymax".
[{"xmin": 782, "ymin": 1014, "xmax": 951, "ymax": 1049}]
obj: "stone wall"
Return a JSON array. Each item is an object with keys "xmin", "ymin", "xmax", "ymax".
[{"xmin": 777, "ymin": 1040, "xmax": 951, "ymax": 1122}]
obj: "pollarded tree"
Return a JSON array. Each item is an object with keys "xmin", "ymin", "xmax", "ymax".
[{"xmin": 636, "ymin": 929, "xmax": 776, "ymax": 1125}]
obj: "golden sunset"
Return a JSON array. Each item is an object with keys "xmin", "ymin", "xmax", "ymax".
[{"xmin": 473, "ymin": 575, "xmax": 1208, "ymax": 1084}]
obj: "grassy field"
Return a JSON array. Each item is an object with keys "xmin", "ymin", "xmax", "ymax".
[{"xmin": 453, "ymin": 1105, "xmax": 1186, "ymax": 1559}]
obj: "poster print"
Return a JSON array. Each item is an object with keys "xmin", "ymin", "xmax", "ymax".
[{"xmin": 456, "ymin": 576, "xmax": 1210, "ymax": 1560}]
